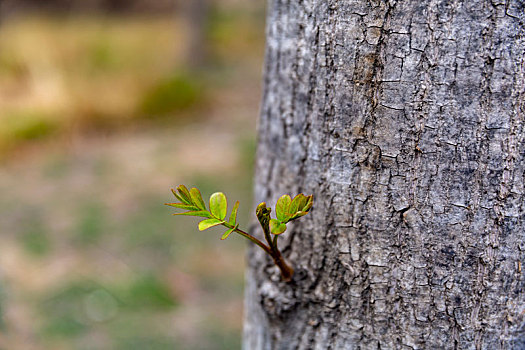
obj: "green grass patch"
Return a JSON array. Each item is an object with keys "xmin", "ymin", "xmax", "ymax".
[
  {"xmin": 1, "ymin": 111, "xmax": 58, "ymax": 143},
  {"xmin": 87, "ymin": 36, "xmax": 121, "ymax": 72},
  {"xmin": 39, "ymin": 275, "xmax": 176, "ymax": 341},
  {"xmin": 119, "ymin": 274, "xmax": 177, "ymax": 310},
  {"xmin": 40, "ymin": 281, "xmax": 99, "ymax": 338},
  {"xmin": 114, "ymin": 336, "xmax": 177, "ymax": 350},
  {"xmin": 139, "ymin": 73, "xmax": 204, "ymax": 118},
  {"xmin": 19, "ymin": 215, "xmax": 52, "ymax": 257},
  {"xmin": 75, "ymin": 202, "xmax": 107, "ymax": 244}
]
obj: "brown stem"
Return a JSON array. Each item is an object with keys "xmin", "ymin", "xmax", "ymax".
[
  {"xmin": 273, "ymin": 251, "xmax": 294, "ymax": 282},
  {"xmin": 231, "ymin": 226, "xmax": 273, "ymax": 256},
  {"xmin": 227, "ymin": 223, "xmax": 294, "ymax": 282}
]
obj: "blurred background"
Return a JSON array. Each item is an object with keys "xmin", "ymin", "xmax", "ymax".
[{"xmin": 0, "ymin": 0, "xmax": 265, "ymax": 348}]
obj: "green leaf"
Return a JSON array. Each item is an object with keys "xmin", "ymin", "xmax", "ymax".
[
  {"xmin": 256, "ymin": 202, "xmax": 271, "ymax": 235},
  {"xmin": 289, "ymin": 193, "xmax": 305, "ymax": 215},
  {"xmin": 290, "ymin": 211, "xmax": 308, "ymax": 220},
  {"xmin": 269, "ymin": 219, "xmax": 287, "ymax": 235},
  {"xmin": 276, "ymin": 194, "xmax": 292, "ymax": 222},
  {"xmin": 176, "ymin": 185, "xmax": 192, "ymax": 204},
  {"xmin": 256, "ymin": 202, "xmax": 269, "ymax": 218},
  {"xmin": 190, "ymin": 187, "xmax": 206, "ymax": 210},
  {"xmin": 165, "ymin": 203, "xmax": 198, "ymax": 210},
  {"xmin": 173, "ymin": 210, "xmax": 211, "ymax": 218},
  {"xmin": 229, "ymin": 201, "xmax": 239, "ymax": 225},
  {"xmin": 221, "ymin": 224, "xmax": 238, "ymax": 240},
  {"xmin": 198, "ymin": 218, "xmax": 223, "ymax": 231},
  {"xmin": 294, "ymin": 194, "xmax": 308, "ymax": 211},
  {"xmin": 209, "ymin": 192, "xmax": 227, "ymax": 220},
  {"xmin": 171, "ymin": 188, "xmax": 187, "ymax": 204},
  {"xmin": 303, "ymin": 195, "xmax": 313, "ymax": 212}
]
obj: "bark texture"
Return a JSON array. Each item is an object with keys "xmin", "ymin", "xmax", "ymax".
[{"xmin": 244, "ymin": 0, "xmax": 525, "ymax": 349}]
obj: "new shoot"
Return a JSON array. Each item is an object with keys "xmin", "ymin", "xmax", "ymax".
[{"xmin": 166, "ymin": 185, "xmax": 313, "ymax": 282}]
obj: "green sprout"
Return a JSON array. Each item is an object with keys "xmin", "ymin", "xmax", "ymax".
[{"xmin": 166, "ymin": 185, "xmax": 313, "ymax": 282}]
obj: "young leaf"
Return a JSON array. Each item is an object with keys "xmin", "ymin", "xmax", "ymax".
[
  {"xmin": 173, "ymin": 210, "xmax": 211, "ymax": 218},
  {"xmin": 269, "ymin": 219, "xmax": 287, "ymax": 235},
  {"xmin": 275, "ymin": 195, "xmax": 292, "ymax": 222},
  {"xmin": 198, "ymin": 218, "xmax": 223, "ymax": 231},
  {"xmin": 209, "ymin": 192, "xmax": 227, "ymax": 220},
  {"xmin": 303, "ymin": 195, "xmax": 314, "ymax": 211},
  {"xmin": 221, "ymin": 224, "xmax": 238, "ymax": 240},
  {"xmin": 176, "ymin": 185, "xmax": 192, "ymax": 204},
  {"xmin": 289, "ymin": 193, "xmax": 306, "ymax": 215},
  {"xmin": 287, "ymin": 194, "xmax": 314, "ymax": 221},
  {"xmin": 165, "ymin": 203, "xmax": 198, "ymax": 210},
  {"xmin": 190, "ymin": 187, "xmax": 206, "ymax": 210},
  {"xmin": 294, "ymin": 194, "xmax": 308, "ymax": 211},
  {"xmin": 171, "ymin": 188, "xmax": 188, "ymax": 204},
  {"xmin": 256, "ymin": 202, "xmax": 269, "ymax": 218},
  {"xmin": 256, "ymin": 202, "xmax": 271, "ymax": 235},
  {"xmin": 290, "ymin": 211, "xmax": 308, "ymax": 220},
  {"xmin": 229, "ymin": 201, "xmax": 239, "ymax": 225}
]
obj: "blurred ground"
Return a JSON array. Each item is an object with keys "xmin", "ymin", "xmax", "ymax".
[{"xmin": 0, "ymin": 2, "xmax": 265, "ymax": 349}]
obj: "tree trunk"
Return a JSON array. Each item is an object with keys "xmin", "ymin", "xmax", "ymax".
[
  {"xmin": 183, "ymin": 0, "xmax": 210, "ymax": 69},
  {"xmin": 244, "ymin": 0, "xmax": 525, "ymax": 349}
]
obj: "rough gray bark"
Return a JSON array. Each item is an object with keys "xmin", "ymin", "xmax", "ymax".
[{"xmin": 244, "ymin": 0, "xmax": 525, "ymax": 349}]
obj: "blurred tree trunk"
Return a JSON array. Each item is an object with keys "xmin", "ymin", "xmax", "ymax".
[
  {"xmin": 106, "ymin": 0, "xmax": 128, "ymax": 13},
  {"xmin": 184, "ymin": 0, "xmax": 210, "ymax": 68},
  {"xmin": 244, "ymin": 0, "xmax": 525, "ymax": 348}
]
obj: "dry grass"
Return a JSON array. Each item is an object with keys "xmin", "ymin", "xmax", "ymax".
[
  {"xmin": 0, "ymin": 8, "xmax": 264, "ymax": 151},
  {"xmin": 0, "ymin": 5, "xmax": 264, "ymax": 349}
]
